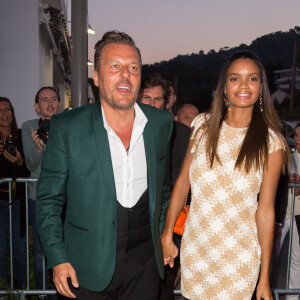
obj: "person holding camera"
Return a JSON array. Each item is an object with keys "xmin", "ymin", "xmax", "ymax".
[
  {"xmin": 21, "ymin": 87, "xmax": 61, "ymax": 294},
  {"xmin": 0, "ymin": 97, "xmax": 29, "ymax": 288}
]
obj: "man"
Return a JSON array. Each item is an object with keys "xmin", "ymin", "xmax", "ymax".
[
  {"xmin": 165, "ymin": 80, "xmax": 177, "ymax": 115},
  {"xmin": 36, "ymin": 31, "xmax": 173, "ymax": 299},
  {"xmin": 139, "ymin": 73, "xmax": 190, "ymax": 299},
  {"xmin": 22, "ymin": 87, "xmax": 61, "ymax": 297},
  {"xmin": 174, "ymin": 103, "xmax": 199, "ymax": 128},
  {"xmin": 139, "ymin": 73, "xmax": 166, "ymax": 110},
  {"xmin": 139, "ymin": 73, "xmax": 190, "ymax": 185}
]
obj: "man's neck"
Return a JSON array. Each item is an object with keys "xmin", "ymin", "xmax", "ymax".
[{"xmin": 101, "ymin": 100, "xmax": 135, "ymax": 129}]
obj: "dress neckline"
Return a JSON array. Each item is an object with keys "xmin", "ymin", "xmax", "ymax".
[{"xmin": 223, "ymin": 120, "xmax": 248, "ymax": 132}]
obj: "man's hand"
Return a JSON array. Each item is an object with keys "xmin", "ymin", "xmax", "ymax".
[
  {"xmin": 161, "ymin": 234, "xmax": 178, "ymax": 268},
  {"xmin": 53, "ymin": 262, "xmax": 79, "ymax": 298},
  {"xmin": 31, "ymin": 126, "xmax": 45, "ymax": 152}
]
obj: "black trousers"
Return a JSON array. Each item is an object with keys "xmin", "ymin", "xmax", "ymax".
[{"xmin": 67, "ymin": 240, "xmax": 159, "ymax": 300}]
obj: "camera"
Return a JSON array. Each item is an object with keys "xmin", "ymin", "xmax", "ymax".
[
  {"xmin": 3, "ymin": 135, "xmax": 16, "ymax": 156},
  {"xmin": 37, "ymin": 119, "xmax": 50, "ymax": 144}
]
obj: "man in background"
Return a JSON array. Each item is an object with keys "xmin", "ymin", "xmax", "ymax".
[
  {"xmin": 174, "ymin": 103, "xmax": 199, "ymax": 128},
  {"xmin": 139, "ymin": 73, "xmax": 190, "ymax": 299},
  {"xmin": 22, "ymin": 87, "xmax": 61, "ymax": 298},
  {"xmin": 165, "ymin": 80, "xmax": 177, "ymax": 115}
]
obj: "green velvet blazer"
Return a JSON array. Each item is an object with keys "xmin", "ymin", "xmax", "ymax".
[{"xmin": 36, "ymin": 101, "xmax": 173, "ymax": 292}]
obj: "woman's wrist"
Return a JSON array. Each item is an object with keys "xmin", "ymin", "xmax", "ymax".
[
  {"xmin": 16, "ymin": 157, "xmax": 23, "ymax": 166},
  {"xmin": 161, "ymin": 228, "xmax": 174, "ymax": 240}
]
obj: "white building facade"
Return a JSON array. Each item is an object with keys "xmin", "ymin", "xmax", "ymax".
[{"xmin": 0, "ymin": 0, "xmax": 71, "ymax": 126}]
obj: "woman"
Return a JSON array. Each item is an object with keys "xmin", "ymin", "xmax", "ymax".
[
  {"xmin": 162, "ymin": 51, "xmax": 288, "ymax": 300},
  {"xmin": 0, "ymin": 97, "xmax": 29, "ymax": 288}
]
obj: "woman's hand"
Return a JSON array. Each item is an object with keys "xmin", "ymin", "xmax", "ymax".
[
  {"xmin": 31, "ymin": 126, "xmax": 45, "ymax": 152},
  {"xmin": 3, "ymin": 148, "xmax": 23, "ymax": 166},
  {"xmin": 256, "ymin": 279, "xmax": 273, "ymax": 300},
  {"xmin": 161, "ymin": 233, "xmax": 178, "ymax": 268}
]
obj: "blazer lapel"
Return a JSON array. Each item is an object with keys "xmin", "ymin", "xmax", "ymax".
[
  {"xmin": 143, "ymin": 121, "xmax": 157, "ymax": 220},
  {"xmin": 92, "ymin": 102, "xmax": 116, "ymax": 200}
]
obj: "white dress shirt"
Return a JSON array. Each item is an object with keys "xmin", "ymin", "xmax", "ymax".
[{"xmin": 102, "ymin": 103, "xmax": 148, "ymax": 208}]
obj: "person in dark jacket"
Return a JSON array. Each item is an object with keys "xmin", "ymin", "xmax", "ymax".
[{"xmin": 0, "ymin": 97, "xmax": 29, "ymax": 288}]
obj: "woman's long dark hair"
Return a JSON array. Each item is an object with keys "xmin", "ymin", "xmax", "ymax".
[
  {"xmin": 0, "ymin": 97, "xmax": 19, "ymax": 140},
  {"xmin": 198, "ymin": 50, "xmax": 288, "ymax": 173}
]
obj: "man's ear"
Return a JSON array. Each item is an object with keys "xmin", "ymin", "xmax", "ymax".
[
  {"xmin": 93, "ymin": 70, "xmax": 99, "ymax": 87},
  {"xmin": 174, "ymin": 115, "xmax": 178, "ymax": 121},
  {"xmin": 34, "ymin": 103, "xmax": 40, "ymax": 113}
]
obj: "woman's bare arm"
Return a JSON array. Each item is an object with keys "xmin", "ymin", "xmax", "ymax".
[{"xmin": 256, "ymin": 149, "xmax": 283, "ymax": 300}]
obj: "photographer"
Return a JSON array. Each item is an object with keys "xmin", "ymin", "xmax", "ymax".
[
  {"xmin": 21, "ymin": 87, "xmax": 61, "ymax": 295},
  {"xmin": 0, "ymin": 97, "xmax": 29, "ymax": 288}
]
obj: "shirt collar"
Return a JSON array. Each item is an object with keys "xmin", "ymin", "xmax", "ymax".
[{"xmin": 101, "ymin": 102, "xmax": 148, "ymax": 134}]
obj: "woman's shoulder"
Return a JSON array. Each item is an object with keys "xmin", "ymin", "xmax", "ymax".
[
  {"xmin": 191, "ymin": 113, "xmax": 209, "ymax": 130},
  {"xmin": 268, "ymin": 128, "xmax": 286, "ymax": 154}
]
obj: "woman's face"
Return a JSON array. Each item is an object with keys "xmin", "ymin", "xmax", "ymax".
[
  {"xmin": 293, "ymin": 126, "xmax": 300, "ymax": 152},
  {"xmin": 0, "ymin": 100, "xmax": 13, "ymax": 128},
  {"xmin": 225, "ymin": 58, "xmax": 262, "ymax": 111}
]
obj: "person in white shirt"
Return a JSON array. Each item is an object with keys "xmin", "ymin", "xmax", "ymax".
[{"xmin": 35, "ymin": 30, "xmax": 173, "ymax": 300}]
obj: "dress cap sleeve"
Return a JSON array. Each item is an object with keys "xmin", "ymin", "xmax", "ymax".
[
  {"xmin": 268, "ymin": 129, "xmax": 285, "ymax": 154},
  {"xmin": 191, "ymin": 113, "xmax": 207, "ymax": 153}
]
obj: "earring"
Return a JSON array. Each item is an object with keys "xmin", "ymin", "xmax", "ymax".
[
  {"xmin": 224, "ymin": 94, "xmax": 231, "ymax": 110},
  {"xmin": 259, "ymin": 93, "xmax": 263, "ymax": 112}
]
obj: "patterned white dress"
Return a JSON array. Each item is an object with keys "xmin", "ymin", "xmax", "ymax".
[{"xmin": 180, "ymin": 114, "xmax": 284, "ymax": 300}]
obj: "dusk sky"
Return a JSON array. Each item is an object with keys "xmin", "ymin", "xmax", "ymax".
[{"xmin": 87, "ymin": 0, "xmax": 299, "ymax": 76}]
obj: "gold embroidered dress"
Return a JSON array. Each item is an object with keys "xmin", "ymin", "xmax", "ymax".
[{"xmin": 180, "ymin": 114, "xmax": 283, "ymax": 300}]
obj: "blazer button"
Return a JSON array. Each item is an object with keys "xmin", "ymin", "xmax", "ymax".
[{"xmin": 112, "ymin": 221, "xmax": 115, "ymax": 226}]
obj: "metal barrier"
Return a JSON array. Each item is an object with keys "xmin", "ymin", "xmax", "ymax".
[
  {"xmin": 0, "ymin": 178, "xmax": 299, "ymax": 299},
  {"xmin": 0, "ymin": 178, "xmax": 56, "ymax": 299}
]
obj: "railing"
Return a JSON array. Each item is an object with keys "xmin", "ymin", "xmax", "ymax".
[
  {"xmin": 0, "ymin": 178, "xmax": 56, "ymax": 300},
  {"xmin": 273, "ymin": 182, "xmax": 300, "ymax": 299},
  {"xmin": 0, "ymin": 178, "xmax": 299, "ymax": 299}
]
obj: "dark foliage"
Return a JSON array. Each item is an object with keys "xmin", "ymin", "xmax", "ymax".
[{"xmin": 142, "ymin": 27, "xmax": 300, "ymax": 114}]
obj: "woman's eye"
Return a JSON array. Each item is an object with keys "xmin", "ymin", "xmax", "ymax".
[{"xmin": 250, "ymin": 77, "xmax": 258, "ymax": 82}]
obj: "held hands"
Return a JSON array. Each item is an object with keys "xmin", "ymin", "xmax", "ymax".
[
  {"xmin": 256, "ymin": 279, "xmax": 273, "ymax": 300},
  {"xmin": 53, "ymin": 262, "xmax": 79, "ymax": 298},
  {"xmin": 31, "ymin": 127, "xmax": 45, "ymax": 152},
  {"xmin": 161, "ymin": 233, "xmax": 178, "ymax": 268}
]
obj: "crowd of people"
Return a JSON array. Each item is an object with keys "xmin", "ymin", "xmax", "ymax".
[{"xmin": 0, "ymin": 30, "xmax": 299, "ymax": 300}]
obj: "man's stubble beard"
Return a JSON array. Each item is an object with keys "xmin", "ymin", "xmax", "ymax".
[{"xmin": 99, "ymin": 84, "xmax": 140, "ymax": 111}]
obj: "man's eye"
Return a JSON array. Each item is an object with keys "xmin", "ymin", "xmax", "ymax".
[{"xmin": 111, "ymin": 64, "xmax": 119, "ymax": 69}]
